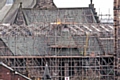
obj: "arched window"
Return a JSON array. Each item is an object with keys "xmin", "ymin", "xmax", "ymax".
[{"xmin": 6, "ymin": 0, "xmax": 14, "ymax": 4}]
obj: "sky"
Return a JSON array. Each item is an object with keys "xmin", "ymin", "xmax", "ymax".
[{"xmin": 54, "ymin": 0, "xmax": 113, "ymax": 18}]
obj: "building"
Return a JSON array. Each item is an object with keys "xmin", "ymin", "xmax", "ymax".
[
  {"xmin": 0, "ymin": 0, "xmax": 117, "ymax": 80},
  {"xmin": 0, "ymin": 62, "xmax": 31, "ymax": 80}
]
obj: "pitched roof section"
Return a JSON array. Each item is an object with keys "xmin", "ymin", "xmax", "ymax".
[
  {"xmin": 0, "ymin": 23, "xmax": 114, "ymax": 56},
  {"xmin": 0, "ymin": 0, "xmax": 100, "ymax": 24},
  {"xmin": 1, "ymin": 34, "xmax": 105, "ymax": 56},
  {"xmin": 22, "ymin": 8, "xmax": 96, "ymax": 25},
  {"xmin": 2, "ymin": 36, "xmax": 48, "ymax": 56},
  {"xmin": 0, "ymin": 38, "xmax": 13, "ymax": 56}
]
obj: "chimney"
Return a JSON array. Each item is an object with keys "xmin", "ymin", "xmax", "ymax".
[
  {"xmin": 89, "ymin": 0, "xmax": 100, "ymax": 23},
  {"xmin": 34, "ymin": 0, "xmax": 57, "ymax": 9},
  {"xmin": 90, "ymin": 0, "xmax": 93, "ymax": 4},
  {"xmin": 20, "ymin": 2, "xmax": 22, "ymax": 8}
]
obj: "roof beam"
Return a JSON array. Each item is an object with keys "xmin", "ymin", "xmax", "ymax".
[{"xmin": 0, "ymin": 55, "xmax": 113, "ymax": 59}]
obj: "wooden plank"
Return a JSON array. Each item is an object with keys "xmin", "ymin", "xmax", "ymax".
[{"xmin": 0, "ymin": 55, "xmax": 114, "ymax": 59}]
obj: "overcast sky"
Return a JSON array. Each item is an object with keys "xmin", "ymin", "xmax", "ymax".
[{"xmin": 54, "ymin": 0, "xmax": 113, "ymax": 18}]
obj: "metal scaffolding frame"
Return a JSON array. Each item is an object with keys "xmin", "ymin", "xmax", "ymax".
[
  {"xmin": 0, "ymin": 4, "xmax": 116, "ymax": 80},
  {"xmin": 114, "ymin": 0, "xmax": 120, "ymax": 80}
]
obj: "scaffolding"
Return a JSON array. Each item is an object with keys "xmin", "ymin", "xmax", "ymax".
[
  {"xmin": 0, "ymin": 3, "xmax": 116, "ymax": 80},
  {"xmin": 114, "ymin": 0, "xmax": 120, "ymax": 80}
]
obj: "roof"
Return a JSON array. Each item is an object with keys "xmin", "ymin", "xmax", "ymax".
[
  {"xmin": 0, "ymin": 23, "xmax": 113, "ymax": 37},
  {"xmin": 2, "ymin": 36, "xmax": 48, "ymax": 56},
  {"xmin": 0, "ymin": 0, "xmax": 99, "ymax": 25},
  {"xmin": 0, "ymin": 38, "xmax": 13, "ymax": 56},
  {"xmin": 0, "ymin": 0, "xmax": 102, "ymax": 26},
  {"xmin": 0, "ymin": 23, "xmax": 114, "ymax": 56},
  {"xmin": 0, "ymin": 62, "xmax": 32, "ymax": 80},
  {"xmin": 1, "ymin": 34, "xmax": 105, "ymax": 56},
  {"xmin": 19, "ymin": 8, "xmax": 97, "ymax": 25}
]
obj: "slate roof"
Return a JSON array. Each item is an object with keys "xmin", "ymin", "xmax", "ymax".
[
  {"xmin": 2, "ymin": 36, "xmax": 49, "ymax": 56},
  {"xmin": 0, "ymin": 38, "xmax": 13, "ymax": 56},
  {"xmin": 22, "ymin": 8, "xmax": 96, "ymax": 25},
  {"xmin": 0, "ymin": 23, "xmax": 113, "ymax": 37},
  {"xmin": 0, "ymin": 1, "xmax": 114, "ymax": 56},
  {"xmin": 0, "ymin": 23, "xmax": 114, "ymax": 56},
  {"xmin": 0, "ymin": 32, "xmax": 105, "ymax": 56},
  {"xmin": 0, "ymin": 0, "xmax": 100, "ymax": 25}
]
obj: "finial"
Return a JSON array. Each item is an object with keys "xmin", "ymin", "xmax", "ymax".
[
  {"xmin": 91, "ymin": 0, "xmax": 93, "ymax": 4},
  {"xmin": 20, "ymin": 2, "xmax": 22, "ymax": 8},
  {"xmin": 46, "ymin": 63, "xmax": 48, "ymax": 66}
]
